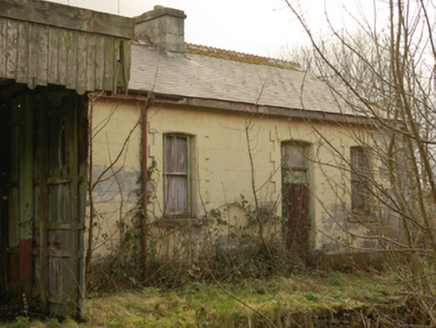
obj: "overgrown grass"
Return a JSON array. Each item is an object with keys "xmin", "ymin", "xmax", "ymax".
[{"xmin": 1, "ymin": 270, "xmax": 407, "ymax": 327}]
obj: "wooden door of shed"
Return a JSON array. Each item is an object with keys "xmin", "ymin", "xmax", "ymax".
[
  {"xmin": 33, "ymin": 90, "xmax": 87, "ymax": 316},
  {"xmin": 0, "ymin": 88, "xmax": 86, "ymax": 316}
]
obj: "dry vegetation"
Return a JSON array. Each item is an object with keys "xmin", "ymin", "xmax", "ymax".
[{"xmin": 1, "ymin": 270, "xmax": 415, "ymax": 327}]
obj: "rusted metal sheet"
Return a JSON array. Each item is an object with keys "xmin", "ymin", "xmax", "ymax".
[{"xmin": 0, "ymin": 0, "xmax": 134, "ymax": 94}]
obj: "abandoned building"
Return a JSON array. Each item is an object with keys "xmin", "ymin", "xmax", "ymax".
[
  {"xmin": 0, "ymin": 1, "xmax": 400, "ymax": 317},
  {"xmin": 90, "ymin": 5, "xmax": 399, "ymax": 263}
]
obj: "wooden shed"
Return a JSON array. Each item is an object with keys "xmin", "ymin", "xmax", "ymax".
[{"xmin": 0, "ymin": 0, "xmax": 134, "ymax": 317}]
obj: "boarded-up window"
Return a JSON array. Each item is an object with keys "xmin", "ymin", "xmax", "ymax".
[
  {"xmin": 350, "ymin": 146, "xmax": 370, "ymax": 216},
  {"xmin": 164, "ymin": 135, "xmax": 191, "ymax": 216}
]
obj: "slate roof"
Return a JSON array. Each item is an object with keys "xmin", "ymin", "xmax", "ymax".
[{"xmin": 128, "ymin": 40, "xmax": 355, "ymax": 116}]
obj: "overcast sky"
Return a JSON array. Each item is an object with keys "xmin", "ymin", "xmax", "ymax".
[{"xmin": 45, "ymin": 0, "xmax": 377, "ymax": 58}]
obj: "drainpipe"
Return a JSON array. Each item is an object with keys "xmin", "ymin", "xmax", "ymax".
[{"xmin": 141, "ymin": 95, "xmax": 154, "ymax": 281}]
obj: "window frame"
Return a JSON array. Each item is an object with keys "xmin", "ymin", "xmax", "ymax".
[
  {"xmin": 350, "ymin": 146, "xmax": 371, "ymax": 218},
  {"xmin": 281, "ymin": 141, "xmax": 310, "ymax": 185},
  {"xmin": 163, "ymin": 133, "xmax": 192, "ymax": 217}
]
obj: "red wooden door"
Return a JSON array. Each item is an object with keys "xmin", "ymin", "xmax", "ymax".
[
  {"xmin": 283, "ymin": 183, "xmax": 310, "ymax": 260},
  {"xmin": 281, "ymin": 142, "xmax": 310, "ymax": 260}
]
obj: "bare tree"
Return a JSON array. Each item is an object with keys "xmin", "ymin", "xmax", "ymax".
[
  {"xmin": 285, "ymin": 0, "xmax": 436, "ymax": 323},
  {"xmin": 85, "ymin": 93, "xmax": 145, "ymax": 290}
]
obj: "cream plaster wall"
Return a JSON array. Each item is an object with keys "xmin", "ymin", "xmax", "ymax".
[
  {"xmin": 146, "ymin": 104, "xmax": 379, "ymax": 254},
  {"xmin": 89, "ymin": 98, "xmax": 389, "ymax": 259},
  {"xmin": 88, "ymin": 98, "xmax": 142, "ymax": 258}
]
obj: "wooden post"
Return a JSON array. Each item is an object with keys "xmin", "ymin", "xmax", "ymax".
[
  {"xmin": 38, "ymin": 94, "xmax": 48, "ymax": 311},
  {"xmin": 69, "ymin": 95, "xmax": 80, "ymax": 314},
  {"xmin": 19, "ymin": 95, "xmax": 33, "ymax": 295}
]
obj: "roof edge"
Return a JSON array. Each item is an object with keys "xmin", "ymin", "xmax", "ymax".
[{"xmin": 111, "ymin": 90, "xmax": 375, "ymax": 126}]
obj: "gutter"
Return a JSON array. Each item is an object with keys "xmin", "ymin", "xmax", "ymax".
[{"xmin": 111, "ymin": 90, "xmax": 378, "ymax": 127}]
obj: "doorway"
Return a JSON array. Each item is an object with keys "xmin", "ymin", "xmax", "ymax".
[
  {"xmin": 0, "ymin": 85, "xmax": 87, "ymax": 317},
  {"xmin": 281, "ymin": 141, "xmax": 310, "ymax": 260}
]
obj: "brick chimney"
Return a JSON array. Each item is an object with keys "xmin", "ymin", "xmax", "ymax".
[{"xmin": 135, "ymin": 6, "xmax": 187, "ymax": 53}]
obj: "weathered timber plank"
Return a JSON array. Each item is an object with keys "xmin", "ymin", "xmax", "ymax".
[
  {"xmin": 69, "ymin": 96, "xmax": 80, "ymax": 316},
  {"xmin": 16, "ymin": 21, "xmax": 28, "ymax": 83},
  {"xmin": 85, "ymin": 33, "xmax": 95, "ymax": 92},
  {"xmin": 47, "ymin": 249, "xmax": 71, "ymax": 258},
  {"xmin": 58, "ymin": 30, "xmax": 67, "ymax": 87},
  {"xmin": 0, "ymin": 19, "xmax": 7, "ymax": 78},
  {"xmin": 113, "ymin": 39, "xmax": 120, "ymax": 92},
  {"xmin": 0, "ymin": 7, "xmax": 132, "ymax": 91},
  {"xmin": 38, "ymin": 94, "xmax": 48, "ymax": 312},
  {"xmin": 94, "ymin": 35, "xmax": 104, "ymax": 90},
  {"xmin": 19, "ymin": 95, "xmax": 34, "ymax": 294},
  {"xmin": 66, "ymin": 30, "xmax": 77, "ymax": 90},
  {"xmin": 35, "ymin": 24, "xmax": 48, "ymax": 87},
  {"xmin": 121, "ymin": 40, "xmax": 131, "ymax": 88},
  {"xmin": 76, "ymin": 32, "xmax": 87, "ymax": 95},
  {"xmin": 48, "ymin": 28, "xmax": 59, "ymax": 85},
  {"xmin": 26, "ymin": 23, "xmax": 36, "ymax": 89},
  {"xmin": 102, "ymin": 37, "xmax": 114, "ymax": 92},
  {"xmin": 77, "ymin": 102, "xmax": 87, "ymax": 302},
  {"xmin": 0, "ymin": 0, "xmax": 134, "ymax": 39},
  {"xmin": 46, "ymin": 223, "xmax": 71, "ymax": 230},
  {"xmin": 6, "ymin": 19, "xmax": 18, "ymax": 80}
]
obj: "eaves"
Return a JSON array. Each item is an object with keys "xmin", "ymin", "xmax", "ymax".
[{"xmin": 109, "ymin": 90, "xmax": 377, "ymax": 127}]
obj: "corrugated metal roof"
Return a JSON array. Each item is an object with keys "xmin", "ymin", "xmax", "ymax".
[{"xmin": 129, "ymin": 43, "xmax": 354, "ymax": 115}]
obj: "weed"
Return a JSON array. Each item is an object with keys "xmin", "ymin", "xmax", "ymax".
[
  {"xmin": 12, "ymin": 316, "xmax": 28, "ymax": 328},
  {"xmin": 0, "ymin": 271, "xmax": 417, "ymax": 327}
]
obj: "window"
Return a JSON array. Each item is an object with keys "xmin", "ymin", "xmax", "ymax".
[
  {"xmin": 350, "ymin": 146, "xmax": 370, "ymax": 217},
  {"xmin": 163, "ymin": 134, "xmax": 191, "ymax": 216},
  {"xmin": 281, "ymin": 141, "xmax": 309, "ymax": 184}
]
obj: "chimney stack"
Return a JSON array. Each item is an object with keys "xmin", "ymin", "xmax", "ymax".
[{"xmin": 135, "ymin": 6, "xmax": 187, "ymax": 53}]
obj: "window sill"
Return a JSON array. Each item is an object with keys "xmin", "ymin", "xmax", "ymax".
[
  {"xmin": 153, "ymin": 218, "xmax": 205, "ymax": 229},
  {"xmin": 346, "ymin": 215, "xmax": 376, "ymax": 224}
]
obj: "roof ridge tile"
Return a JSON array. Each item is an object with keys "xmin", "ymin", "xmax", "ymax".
[
  {"xmin": 132, "ymin": 35, "xmax": 300, "ymax": 70},
  {"xmin": 185, "ymin": 42, "xmax": 300, "ymax": 70}
]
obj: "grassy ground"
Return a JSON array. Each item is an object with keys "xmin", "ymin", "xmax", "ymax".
[{"xmin": 1, "ymin": 270, "xmax": 407, "ymax": 327}]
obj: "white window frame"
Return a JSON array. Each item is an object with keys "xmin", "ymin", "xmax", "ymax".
[{"xmin": 163, "ymin": 134, "xmax": 192, "ymax": 217}]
